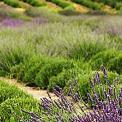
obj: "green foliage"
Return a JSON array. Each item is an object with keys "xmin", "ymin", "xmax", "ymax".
[
  {"xmin": 0, "ymin": 6, "xmax": 30, "ymax": 20},
  {"xmin": 3, "ymin": 0, "xmax": 22, "ymax": 8},
  {"xmin": 0, "ymin": 80, "xmax": 32, "ymax": 103},
  {"xmin": 22, "ymin": 0, "xmax": 46, "ymax": 7},
  {"xmin": 78, "ymin": 72, "xmax": 93, "ymax": 100},
  {"xmin": 8, "ymin": 55, "xmax": 48, "ymax": 84},
  {"xmin": 51, "ymin": 0, "xmax": 72, "ymax": 8},
  {"xmin": 72, "ymin": 0, "xmax": 102, "ymax": 10},
  {"xmin": 68, "ymin": 41, "xmax": 107, "ymax": 61},
  {"xmin": 0, "ymin": 0, "xmax": 121, "ymax": 14},
  {"xmin": 100, "ymin": 0, "xmax": 117, "ymax": 8},
  {"xmin": 23, "ymin": 56, "xmax": 47, "ymax": 83},
  {"xmin": 0, "ymin": 84, "xmax": 30, "ymax": 103},
  {"xmin": 0, "ymin": 80, "xmax": 9, "ymax": 88},
  {"xmin": 90, "ymin": 50, "xmax": 122, "ymax": 74},
  {"xmin": 59, "ymin": 5, "xmax": 80, "ymax": 16},
  {"xmin": 25, "ymin": 7, "xmax": 44, "ymax": 17},
  {"xmin": 48, "ymin": 68, "xmax": 75, "ymax": 91},
  {"xmin": 0, "ymin": 98, "xmax": 39, "ymax": 121},
  {"xmin": 91, "ymin": 83, "xmax": 122, "ymax": 102},
  {"xmin": 116, "ymin": 2, "xmax": 122, "ymax": 10},
  {"xmin": 93, "ymin": 71, "xmax": 119, "ymax": 85},
  {"xmin": 78, "ymin": 71, "xmax": 118, "ymax": 100},
  {"xmin": 0, "ymin": 46, "xmax": 32, "ymax": 76},
  {"xmin": 35, "ymin": 58, "xmax": 74, "ymax": 89},
  {"xmin": 108, "ymin": 53, "xmax": 122, "ymax": 74},
  {"xmin": 0, "ymin": 80, "xmax": 38, "ymax": 121},
  {"xmin": 90, "ymin": 49, "xmax": 119, "ymax": 69},
  {"xmin": 10, "ymin": 63, "xmax": 26, "ymax": 81}
]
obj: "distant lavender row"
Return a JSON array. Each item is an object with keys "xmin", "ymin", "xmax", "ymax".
[
  {"xmin": 0, "ymin": 18, "xmax": 24, "ymax": 27},
  {"xmin": 0, "ymin": 17, "xmax": 48, "ymax": 27}
]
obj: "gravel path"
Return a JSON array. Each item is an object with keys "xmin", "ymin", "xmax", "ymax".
[{"xmin": 0, "ymin": 77, "xmax": 57, "ymax": 100}]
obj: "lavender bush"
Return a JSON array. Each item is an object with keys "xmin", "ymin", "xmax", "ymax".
[
  {"xmin": 23, "ymin": 66, "xmax": 122, "ymax": 122},
  {"xmin": 0, "ymin": 18, "xmax": 23, "ymax": 27}
]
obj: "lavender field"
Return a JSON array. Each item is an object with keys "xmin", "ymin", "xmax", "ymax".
[{"xmin": 0, "ymin": 3, "xmax": 122, "ymax": 121}]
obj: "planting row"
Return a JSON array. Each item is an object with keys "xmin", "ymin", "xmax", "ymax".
[
  {"xmin": 1, "ymin": 0, "xmax": 122, "ymax": 16},
  {"xmin": 0, "ymin": 49, "xmax": 121, "ymax": 97}
]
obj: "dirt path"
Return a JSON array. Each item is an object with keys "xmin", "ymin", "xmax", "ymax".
[
  {"xmin": 0, "ymin": 77, "xmax": 57, "ymax": 100},
  {"xmin": 0, "ymin": 77, "xmax": 90, "ymax": 113}
]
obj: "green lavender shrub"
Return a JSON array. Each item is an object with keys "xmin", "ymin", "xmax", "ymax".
[
  {"xmin": 35, "ymin": 58, "xmax": 74, "ymax": 89},
  {"xmin": 3, "ymin": 0, "xmax": 22, "ymax": 8},
  {"xmin": 0, "ymin": 46, "xmax": 32, "ymax": 76},
  {"xmin": 48, "ymin": 68, "xmax": 75, "ymax": 91},
  {"xmin": 78, "ymin": 70, "xmax": 119, "ymax": 100},
  {"xmin": 108, "ymin": 53, "xmax": 122, "ymax": 74},
  {"xmin": 0, "ymin": 98, "xmax": 39, "ymax": 121},
  {"xmin": 22, "ymin": 0, "xmax": 46, "ymax": 7},
  {"xmin": 0, "ymin": 80, "xmax": 31, "ymax": 103},
  {"xmin": 68, "ymin": 40, "xmax": 107, "ymax": 61},
  {"xmin": 72, "ymin": 0, "xmax": 102, "ymax": 10},
  {"xmin": 50, "ymin": 0, "xmax": 72, "ymax": 8},
  {"xmin": 90, "ymin": 49, "xmax": 119, "ymax": 70},
  {"xmin": 0, "ymin": 85, "xmax": 31, "ymax": 103},
  {"xmin": 59, "ymin": 6, "xmax": 80, "ymax": 16}
]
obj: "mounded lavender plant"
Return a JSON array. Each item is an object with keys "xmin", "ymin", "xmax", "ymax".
[{"xmin": 23, "ymin": 66, "xmax": 122, "ymax": 122}]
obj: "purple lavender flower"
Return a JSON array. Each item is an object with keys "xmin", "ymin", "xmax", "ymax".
[
  {"xmin": 0, "ymin": 18, "xmax": 23, "ymax": 27},
  {"xmin": 95, "ymin": 72, "xmax": 101, "ymax": 84}
]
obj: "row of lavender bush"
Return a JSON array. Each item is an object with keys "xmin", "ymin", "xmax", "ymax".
[{"xmin": 22, "ymin": 66, "xmax": 122, "ymax": 122}]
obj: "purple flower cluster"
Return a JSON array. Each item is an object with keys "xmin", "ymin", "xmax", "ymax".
[
  {"xmin": 0, "ymin": 18, "xmax": 23, "ymax": 27},
  {"xmin": 24, "ymin": 66, "xmax": 122, "ymax": 122},
  {"xmin": 78, "ymin": 91, "xmax": 122, "ymax": 122}
]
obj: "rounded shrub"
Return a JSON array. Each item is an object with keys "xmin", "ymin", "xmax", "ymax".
[
  {"xmin": 3, "ymin": 0, "xmax": 22, "ymax": 8},
  {"xmin": 108, "ymin": 53, "xmax": 122, "ymax": 74},
  {"xmin": 35, "ymin": 58, "xmax": 74, "ymax": 89},
  {"xmin": 22, "ymin": 0, "xmax": 46, "ymax": 7},
  {"xmin": 73, "ymin": 0, "xmax": 102, "ymax": 10},
  {"xmin": 0, "ymin": 46, "xmax": 32, "ymax": 76},
  {"xmin": 0, "ymin": 98, "xmax": 39, "ymax": 121},
  {"xmin": 68, "ymin": 41, "xmax": 107, "ymax": 61},
  {"xmin": 0, "ymin": 85, "xmax": 31, "ymax": 104},
  {"xmin": 23, "ymin": 56, "xmax": 49, "ymax": 84},
  {"xmin": 90, "ymin": 49, "xmax": 119, "ymax": 70},
  {"xmin": 9, "ymin": 55, "xmax": 48, "ymax": 83},
  {"xmin": 78, "ymin": 70, "xmax": 119, "ymax": 100},
  {"xmin": 48, "ymin": 68, "xmax": 75, "ymax": 91},
  {"xmin": 9, "ymin": 63, "xmax": 26, "ymax": 81},
  {"xmin": 51, "ymin": 0, "xmax": 72, "ymax": 8}
]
